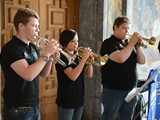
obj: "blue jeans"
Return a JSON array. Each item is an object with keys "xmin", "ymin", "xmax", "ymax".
[
  {"xmin": 3, "ymin": 105, "xmax": 40, "ymax": 120},
  {"xmin": 101, "ymin": 88, "xmax": 137, "ymax": 120},
  {"xmin": 58, "ymin": 106, "xmax": 83, "ymax": 120}
]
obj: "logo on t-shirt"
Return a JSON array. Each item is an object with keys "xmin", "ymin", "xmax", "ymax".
[
  {"xmin": 32, "ymin": 52, "xmax": 38, "ymax": 60},
  {"xmin": 24, "ymin": 52, "xmax": 30, "ymax": 59}
]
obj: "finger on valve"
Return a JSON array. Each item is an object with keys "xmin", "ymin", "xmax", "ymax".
[
  {"xmin": 89, "ymin": 55, "xmax": 94, "ymax": 61},
  {"xmin": 54, "ymin": 51, "xmax": 60, "ymax": 58}
]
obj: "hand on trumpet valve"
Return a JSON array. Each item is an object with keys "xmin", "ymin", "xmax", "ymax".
[
  {"xmin": 130, "ymin": 32, "xmax": 141, "ymax": 46},
  {"xmin": 89, "ymin": 54, "xmax": 94, "ymax": 61},
  {"xmin": 44, "ymin": 39, "xmax": 60, "ymax": 57},
  {"xmin": 54, "ymin": 50, "xmax": 61, "ymax": 59},
  {"xmin": 135, "ymin": 39, "xmax": 143, "ymax": 47},
  {"xmin": 82, "ymin": 47, "xmax": 92, "ymax": 61}
]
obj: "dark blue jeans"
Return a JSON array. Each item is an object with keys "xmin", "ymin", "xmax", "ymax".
[
  {"xmin": 58, "ymin": 106, "xmax": 83, "ymax": 120},
  {"xmin": 3, "ymin": 105, "xmax": 40, "ymax": 120},
  {"xmin": 101, "ymin": 88, "xmax": 137, "ymax": 120}
]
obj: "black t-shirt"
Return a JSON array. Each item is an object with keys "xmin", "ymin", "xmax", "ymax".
[
  {"xmin": 55, "ymin": 52, "xmax": 85, "ymax": 108},
  {"xmin": 158, "ymin": 41, "xmax": 160, "ymax": 53},
  {"xmin": 1, "ymin": 36, "xmax": 40, "ymax": 108},
  {"xmin": 100, "ymin": 35, "xmax": 138, "ymax": 90}
]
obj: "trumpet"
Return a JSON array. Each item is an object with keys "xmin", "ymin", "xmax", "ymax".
[
  {"xmin": 34, "ymin": 35, "xmax": 76, "ymax": 67},
  {"xmin": 75, "ymin": 46, "xmax": 108, "ymax": 67},
  {"xmin": 128, "ymin": 35, "xmax": 156, "ymax": 48}
]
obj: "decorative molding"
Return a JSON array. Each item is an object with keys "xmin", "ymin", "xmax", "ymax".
[{"xmin": 60, "ymin": 0, "xmax": 69, "ymax": 8}]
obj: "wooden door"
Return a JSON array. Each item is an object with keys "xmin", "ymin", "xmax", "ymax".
[{"xmin": 0, "ymin": 0, "xmax": 79, "ymax": 120}]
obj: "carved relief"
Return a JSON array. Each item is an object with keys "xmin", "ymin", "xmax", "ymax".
[
  {"xmin": 60, "ymin": 0, "xmax": 69, "ymax": 8},
  {"xmin": 2, "ymin": 1, "xmax": 27, "ymax": 42},
  {"xmin": 38, "ymin": 1, "xmax": 66, "ymax": 119}
]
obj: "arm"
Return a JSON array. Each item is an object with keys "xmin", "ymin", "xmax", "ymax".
[
  {"xmin": 39, "ymin": 60, "xmax": 53, "ymax": 77},
  {"xmin": 11, "ymin": 39, "xmax": 59, "ymax": 81},
  {"xmin": 109, "ymin": 43, "xmax": 135, "ymax": 63},
  {"xmin": 83, "ymin": 55, "xmax": 94, "ymax": 78},
  {"xmin": 64, "ymin": 48, "xmax": 92, "ymax": 81},
  {"xmin": 109, "ymin": 32, "xmax": 140, "ymax": 63},
  {"xmin": 84, "ymin": 64, "xmax": 93, "ymax": 78},
  {"xmin": 39, "ymin": 51, "xmax": 60, "ymax": 77},
  {"xmin": 135, "ymin": 45, "xmax": 146, "ymax": 64},
  {"xmin": 11, "ymin": 57, "xmax": 50, "ymax": 81}
]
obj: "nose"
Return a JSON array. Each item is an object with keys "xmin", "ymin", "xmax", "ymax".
[
  {"xmin": 36, "ymin": 26, "xmax": 40, "ymax": 32},
  {"xmin": 75, "ymin": 41, "xmax": 78, "ymax": 46},
  {"xmin": 126, "ymin": 28, "xmax": 129, "ymax": 33}
]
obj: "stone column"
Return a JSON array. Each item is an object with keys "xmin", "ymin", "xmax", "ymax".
[{"xmin": 79, "ymin": 0, "xmax": 104, "ymax": 119}]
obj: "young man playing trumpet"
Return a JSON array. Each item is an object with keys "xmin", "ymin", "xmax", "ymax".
[
  {"xmin": 100, "ymin": 16, "xmax": 146, "ymax": 120},
  {"xmin": 1, "ymin": 8, "xmax": 60, "ymax": 120}
]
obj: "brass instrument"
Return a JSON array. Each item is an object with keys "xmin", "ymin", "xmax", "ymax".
[
  {"xmin": 128, "ymin": 35, "xmax": 156, "ymax": 48},
  {"xmin": 75, "ymin": 46, "xmax": 108, "ymax": 67},
  {"xmin": 34, "ymin": 35, "xmax": 76, "ymax": 67}
]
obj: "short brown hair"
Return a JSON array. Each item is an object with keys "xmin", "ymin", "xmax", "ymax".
[
  {"xmin": 113, "ymin": 16, "xmax": 130, "ymax": 31},
  {"xmin": 13, "ymin": 8, "xmax": 39, "ymax": 31}
]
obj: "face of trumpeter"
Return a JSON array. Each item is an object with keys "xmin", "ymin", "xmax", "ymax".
[
  {"xmin": 65, "ymin": 35, "xmax": 79, "ymax": 54},
  {"xmin": 114, "ymin": 22, "xmax": 130, "ymax": 40},
  {"xmin": 18, "ymin": 17, "xmax": 40, "ymax": 43}
]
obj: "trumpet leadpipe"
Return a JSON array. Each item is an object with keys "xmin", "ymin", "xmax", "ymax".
[{"xmin": 128, "ymin": 34, "xmax": 156, "ymax": 48}]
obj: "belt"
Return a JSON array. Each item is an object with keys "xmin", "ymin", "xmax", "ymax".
[
  {"xmin": 16, "ymin": 106, "xmax": 32, "ymax": 109},
  {"xmin": 9, "ymin": 106, "xmax": 32, "ymax": 109},
  {"xmin": 9, "ymin": 106, "xmax": 33, "ymax": 113}
]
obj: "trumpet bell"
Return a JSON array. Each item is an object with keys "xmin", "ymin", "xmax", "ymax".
[
  {"xmin": 128, "ymin": 34, "xmax": 156, "ymax": 48},
  {"xmin": 76, "ymin": 46, "xmax": 108, "ymax": 67},
  {"xmin": 148, "ymin": 37, "xmax": 156, "ymax": 45},
  {"xmin": 100, "ymin": 54, "xmax": 108, "ymax": 66}
]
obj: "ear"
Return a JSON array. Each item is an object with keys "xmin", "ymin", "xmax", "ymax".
[
  {"xmin": 18, "ymin": 23, "xmax": 25, "ymax": 30},
  {"xmin": 114, "ymin": 25, "xmax": 118, "ymax": 29}
]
